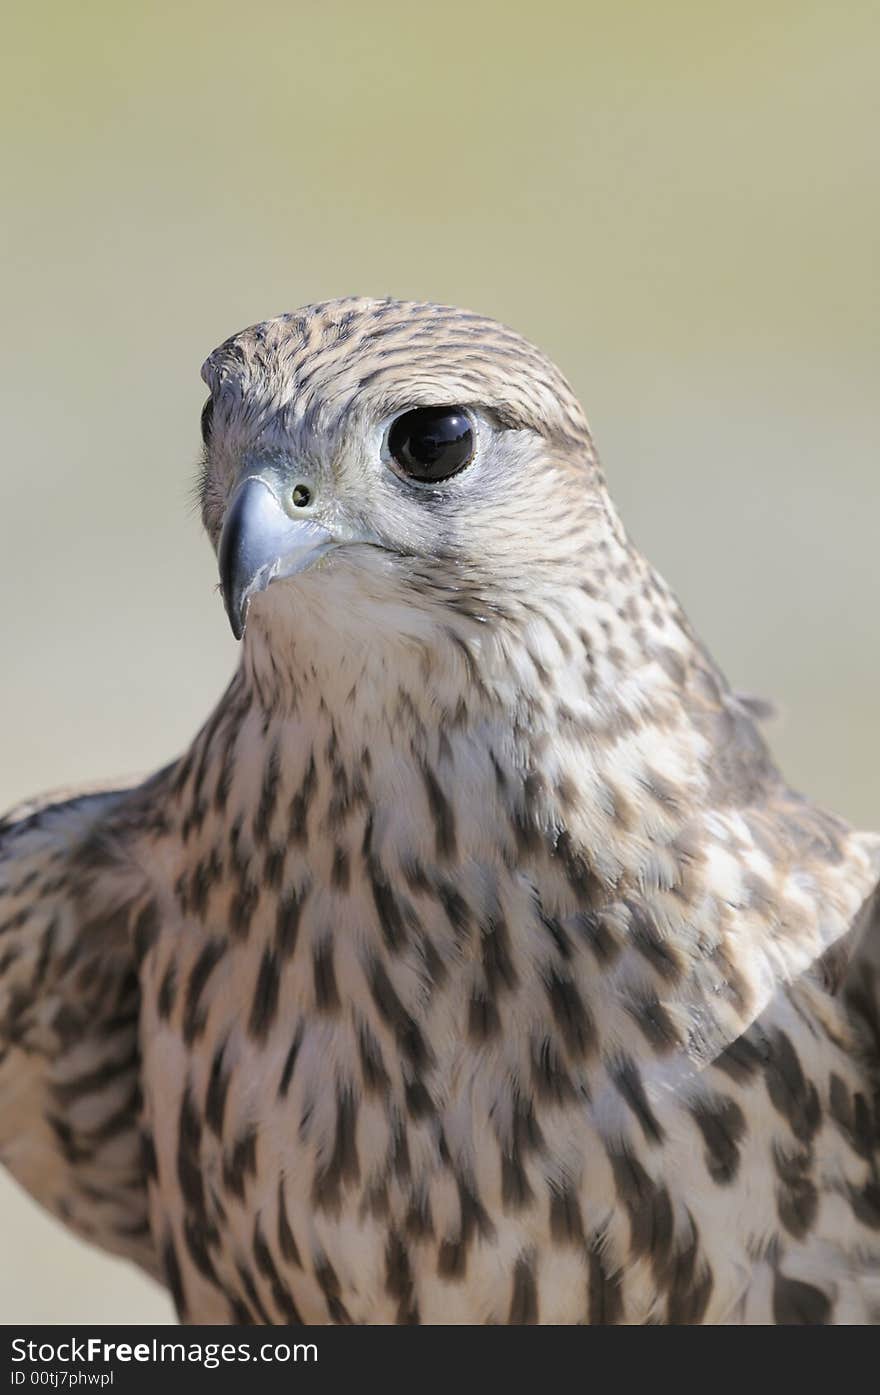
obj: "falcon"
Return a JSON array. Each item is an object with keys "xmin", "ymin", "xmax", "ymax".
[{"xmin": 1, "ymin": 297, "xmax": 878, "ymax": 1325}]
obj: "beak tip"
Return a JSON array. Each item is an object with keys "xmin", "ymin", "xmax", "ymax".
[{"xmin": 220, "ymin": 568, "xmax": 247, "ymax": 640}]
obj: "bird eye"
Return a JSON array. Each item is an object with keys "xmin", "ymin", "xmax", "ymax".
[
  {"xmin": 200, "ymin": 397, "xmax": 214, "ymax": 447},
  {"xmin": 387, "ymin": 406, "xmax": 474, "ymax": 483}
]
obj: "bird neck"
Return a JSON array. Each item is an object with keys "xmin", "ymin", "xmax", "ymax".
[{"xmin": 220, "ymin": 546, "xmax": 747, "ymax": 907}]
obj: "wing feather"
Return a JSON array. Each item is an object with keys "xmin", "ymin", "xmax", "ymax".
[{"xmin": 0, "ymin": 783, "xmax": 162, "ymax": 1281}]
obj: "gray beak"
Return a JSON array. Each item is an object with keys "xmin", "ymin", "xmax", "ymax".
[{"xmin": 218, "ymin": 476, "xmax": 333, "ymax": 640}]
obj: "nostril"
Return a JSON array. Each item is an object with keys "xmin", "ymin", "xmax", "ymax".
[{"xmin": 291, "ymin": 484, "xmax": 312, "ymax": 509}]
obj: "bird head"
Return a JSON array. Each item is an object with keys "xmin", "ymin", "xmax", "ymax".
[{"xmin": 200, "ymin": 298, "xmax": 616, "ymax": 650}]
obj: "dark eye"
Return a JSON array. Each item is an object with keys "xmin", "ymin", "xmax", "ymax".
[
  {"xmin": 387, "ymin": 406, "xmax": 474, "ymax": 482},
  {"xmin": 200, "ymin": 397, "xmax": 214, "ymax": 447}
]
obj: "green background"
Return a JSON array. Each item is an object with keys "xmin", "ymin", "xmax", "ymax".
[{"xmin": 1, "ymin": 1, "xmax": 877, "ymax": 1322}]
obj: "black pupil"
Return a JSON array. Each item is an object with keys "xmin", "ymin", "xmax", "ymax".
[
  {"xmin": 388, "ymin": 406, "xmax": 473, "ymax": 482},
  {"xmin": 200, "ymin": 397, "xmax": 214, "ymax": 446}
]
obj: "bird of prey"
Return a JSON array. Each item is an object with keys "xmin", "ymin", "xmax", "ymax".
[{"xmin": 1, "ymin": 298, "xmax": 878, "ymax": 1325}]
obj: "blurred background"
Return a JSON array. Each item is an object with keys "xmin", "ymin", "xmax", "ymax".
[{"xmin": 1, "ymin": 0, "xmax": 877, "ymax": 1323}]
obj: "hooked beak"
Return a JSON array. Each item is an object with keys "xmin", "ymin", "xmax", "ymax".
[{"xmin": 218, "ymin": 476, "xmax": 334, "ymax": 640}]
